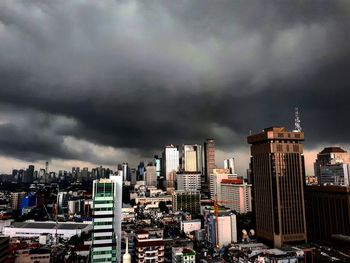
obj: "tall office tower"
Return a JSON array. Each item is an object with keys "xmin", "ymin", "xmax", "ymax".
[
  {"xmin": 172, "ymin": 190, "xmax": 200, "ymax": 215},
  {"xmin": 247, "ymin": 127, "xmax": 307, "ymax": 247},
  {"xmin": 220, "ymin": 179, "xmax": 252, "ymax": 214},
  {"xmin": 137, "ymin": 162, "xmax": 145, "ymax": 181},
  {"xmin": 204, "ymin": 139, "xmax": 216, "ymax": 186},
  {"xmin": 224, "ymin": 158, "xmax": 235, "ymax": 174},
  {"xmin": 314, "ymin": 147, "xmax": 350, "ymax": 186},
  {"xmin": 154, "ymin": 155, "xmax": 162, "ymax": 178},
  {"xmin": 305, "ymin": 185, "xmax": 350, "ymax": 243},
  {"xmin": 122, "ymin": 163, "xmax": 129, "ymax": 181},
  {"xmin": 176, "ymin": 172, "xmax": 201, "ymax": 191},
  {"xmin": 130, "ymin": 168, "xmax": 137, "ymax": 185},
  {"xmin": 23, "ymin": 165, "xmax": 35, "ymax": 184},
  {"xmin": 181, "ymin": 144, "xmax": 203, "ymax": 173},
  {"xmin": 209, "ymin": 168, "xmax": 236, "ymax": 200},
  {"xmin": 145, "ymin": 164, "xmax": 157, "ymax": 186},
  {"xmin": 91, "ymin": 175, "xmax": 122, "ymax": 263},
  {"xmin": 0, "ymin": 237, "xmax": 9, "ymax": 263},
  {"xmin": 162, "ymin": 145, "xmax": 179, "ymax": 189}
]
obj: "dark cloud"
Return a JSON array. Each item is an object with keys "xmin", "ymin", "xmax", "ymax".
[{"xmin": 0, "ymin": 0, "xmax": 350, "ymax": 172}]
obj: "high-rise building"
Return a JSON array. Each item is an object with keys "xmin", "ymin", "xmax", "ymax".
[
  {"xmin": 176, "ymin": 172, "xmax": 201, "ymax": 191},
  {"xmin": 145, "ymin": 164, "xmax": 157, "ymax": 187},
  {"xmin": 0, "ymin": 237, "xmax": 9, "ymax": 263},
  {"xmin": 220, "ymin": 179, "xmax": 252, "ymax": 214},
  {"xmin": 11, "ymin": 192, "xmax": 26, "ymax": 210},
  {"xmin": 154, "ymin": 155, "xmax": 162, "ymax": 178},
  {"xmin": 209, "ymin": 168, "xmax": 236, "ymax": 200},
  {"xmin": 181, "ymin": 145, "xmax": 203, "ymax": 173},
  {"xmin": 224, "ymin": 158, "xmax": 235, "ymax": 174},
  {"xmin": 204, "ymin": 139, "xmax": 215, "ymax": 186},
  {"xmin": 91, "ymin": 175, "xmax": 122, "ymax": 263},
  {"xmin": 314, "ymin": 147, "xmax": 350, "ymax": 186},
  {"xmin": 207, "ymin": 212, "xmax": 237, "ymax": 248},
  {"xmin": 122, "ymin": 163, "xmax": 129, "ymax": 182},
  {"xmin": 247, "ymin": 127, "xmax": 307, "ymax": 247},
  {"xmin": 172, "ymin": 190, "xmax": 200, "ymax": 215},
  {"xmin": 137, "ymin": 162, "xmax": 145, "ymax": 181},
  {"xmin": 304, "ymin": 185, "xmax": 350, "ymax": 242},
  {"xmin": 162, "ymin": 145, "xmax": 179, "ymax": 189}
]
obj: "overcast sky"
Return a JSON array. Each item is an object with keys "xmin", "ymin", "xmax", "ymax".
[{"xmin": 0, "ymin": 0, "xmax": 350, "ymax": 175}]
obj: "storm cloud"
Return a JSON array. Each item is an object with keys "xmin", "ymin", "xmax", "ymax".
[{"xmin": 0, "ymin": 0, "xmax": 350, "ymax": 173}]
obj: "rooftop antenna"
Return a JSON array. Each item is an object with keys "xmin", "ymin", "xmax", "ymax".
[{"xmin": 294, "ymin": 107, "xmax": 302, "ymax": 132}]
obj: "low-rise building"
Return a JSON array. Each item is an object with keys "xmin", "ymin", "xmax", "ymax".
[
  {"xmin": 172, "ymin": 247, "xmax": 196, "ymax": 263},
  {"xmin": 181, "ymin": 220, "xmax": 201, "ymax": 234},
  {"xmin": 134, "ymin": 230, "xmax": 165, "ymax": 263},
  {"xmin": 3, "ymin": 221, "xmax": 92, "ymax": 239}
]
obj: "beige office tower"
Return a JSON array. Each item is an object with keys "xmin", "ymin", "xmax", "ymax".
[
  {"xmin": 181, "ymin": 144, "xmax": 203, "ymax": 173},
  {"xmin": 247, "ymin": 127, "xmax": 307, "ymax": 248}
]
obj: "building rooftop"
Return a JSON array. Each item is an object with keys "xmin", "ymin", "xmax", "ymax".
[
  {"xmin": 320, "ymin": 147, "xmax": 347, "ymax": 154},
  {"xmin": 221, "ymin": 179, "xmax": 243, "ymax": 184},
  {"xmin": 9, "ymin": 221, "xmax": 90, "ymax": 230}
]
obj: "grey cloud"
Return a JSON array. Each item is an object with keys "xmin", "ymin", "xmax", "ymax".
[{"xmin": 0, "ymin": 0, "xmax": 349, "ymax": 172}]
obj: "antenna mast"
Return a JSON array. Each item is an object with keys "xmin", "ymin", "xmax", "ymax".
[{"xmin": 294, "ymin": 107, "xmax": 302, "ymax": 132}]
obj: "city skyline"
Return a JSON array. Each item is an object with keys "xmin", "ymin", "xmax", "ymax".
[{"xmin": 1, "ymin": 1, "xmax": 350, "ymax": 176}]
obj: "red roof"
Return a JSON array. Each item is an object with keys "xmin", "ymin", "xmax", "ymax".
[{"xmin": 221, "ymin": 179, "xmax": 243, "ymax": 184}]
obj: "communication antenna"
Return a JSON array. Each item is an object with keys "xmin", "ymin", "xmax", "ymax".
[{"xmin": 294, "ymin": 107, "xmax": 302, "ymax": 132}]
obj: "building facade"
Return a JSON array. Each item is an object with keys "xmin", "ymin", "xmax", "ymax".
[
  {"xmin": 181, "ymin": 145, "xmax": 203, "ymax": 173},
  {"xmin": 176, "ymin": 172, "xmax": 201, "ymax": 191},
  {"xmin": 91, "ymin": 176, "xmax": 122, "ymax": 263},
  {"xmin": 204, "ymin": 139, "xmax": 215, "ymax": 186},
  {"xmin": 145, "ymin": 164, "xmax": 157, "ymax": 187},
  {"xmin": 172, "ymin": 191, "xmax": 200, "ymax": 215},
  {"xmin": 220, "ymin": 179, "xmax": 252, "ymax": 214},
  {"xmin": 247, "ymin": 127, "xmax": 307, "ymax": 247},
  {"xmin": 134, "ymin": 230, "xmax": 165, "ymax": 263},
  {"xmin": 172, "ymin": 247, "xmax": 196, "ymax": 263},
  {"xmin": 207, "ymin": 213, "xmax": 237, "ymax": 248},
  {"xmin": 224, "ymin": 158, "xmax": 235, "ymax": 174},
  {"xmin": 162, "ymin": 145, "xmax": 179, "ymax": 189},
  {"xmin": 314, "ymin": 147, "xmax": 350, "ymax": 186},
  {"xmin": 209, "ymin": 168, "xmax": 236, "ymax": 200},
  {"xmin": 304, "ymin": 185, "xmax": 350, "ymax": 242}
]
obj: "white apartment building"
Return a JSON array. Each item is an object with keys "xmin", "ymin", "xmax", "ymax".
[
  {"xmin": 209, "ymin": 169, "xmax": 237, "ymax": 200},
  {"xmin": 220, "ymin": 179, "xmax": 252, "ymax": 214}
]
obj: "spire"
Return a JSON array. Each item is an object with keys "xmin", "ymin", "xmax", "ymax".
[
  {"xmin": 294, "ymin": 107, "xmax": 302, "ymax": 132},
  {"xmin": 123, "ymin": 236, "xmax": 131, "ymax": 263}
]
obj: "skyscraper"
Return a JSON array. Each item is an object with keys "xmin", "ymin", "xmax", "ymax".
[
  {"xmin": 91, "ymin": 175, "xmax": 122, "ymax": 263},
  {"xmin": 223, "ymin": 158, "xmax": 235, "ymax": 174},
  {"xmin": 154, "ymin": 155, "xmax": 162, "ymax": 178},
  {"xmin": 181, "ymin": 144, "xmax": 203, "ymax": 173},
  {"xmin": 314, "ymin": 147, "xmax": 350, "ymax": 186},
  {"xmin": 204, "ymin": 139, "xmax": 215, "ymax": 187},
  {"xmin": 176, "ymin": 171, "xmax": 201, "ymax": 191},
  {"xmin": 247, "ymin": 127, "xmax": 307, "ymax": 247},
  {"xmin": 145, "ymin": 163, "xmax": 157, "ymax": 187},
  {"xmin": 162, "ymin": 145, "xmax": 179, "ymax": 189}
]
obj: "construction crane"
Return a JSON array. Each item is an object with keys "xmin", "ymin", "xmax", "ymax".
[{"xmin": 213, "ymin": 193, "xmax": 240, "ymax": 249}]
